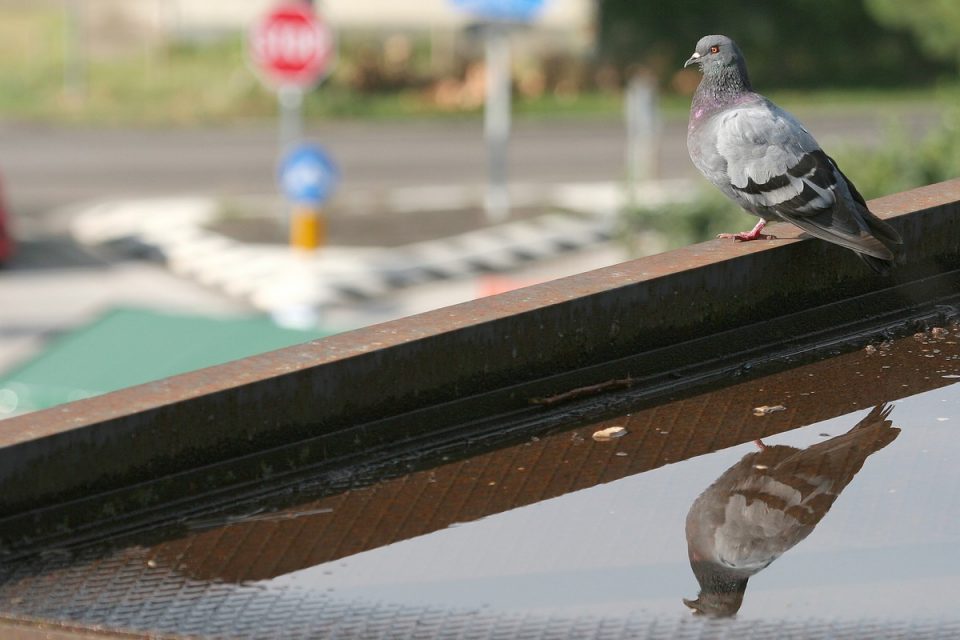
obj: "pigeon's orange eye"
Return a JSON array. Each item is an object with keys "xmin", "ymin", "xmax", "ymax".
[{"xmin": 709, "ymin": 45, "xmax": 720, "ymax": 54}]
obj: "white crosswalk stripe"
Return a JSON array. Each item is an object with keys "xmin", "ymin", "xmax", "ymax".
[{"xmin": 70, "ymin": 182, "xmax": 690, "ymax": 313}]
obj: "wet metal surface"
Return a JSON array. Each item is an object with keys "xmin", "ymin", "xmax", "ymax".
[
  {"xmin": 2, "ymin": 328, "xmax": 960, "ymax": 638},
  {"xmin": 1, "ymin": 181, "xmax": 959, "ymax": 524}
]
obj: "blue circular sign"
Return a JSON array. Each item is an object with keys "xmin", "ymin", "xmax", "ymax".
[
  {"xmin": 278, "ymin": 144, "xmax": 340, "ymax": 206},
  {"xmin": 450, "ymin": 0, "xmax": 547, "ymax": 22}
]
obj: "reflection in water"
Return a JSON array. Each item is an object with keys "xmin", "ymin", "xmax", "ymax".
[{"xmin": 684, "ymin": 404, "xmax": 899, "ymax": 617}]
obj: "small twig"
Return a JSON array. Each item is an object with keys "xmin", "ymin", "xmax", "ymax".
[{"xmin": 530, "ymin": 377, "xmax": 636, "ymax": 407}]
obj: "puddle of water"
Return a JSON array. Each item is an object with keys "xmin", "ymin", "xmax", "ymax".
[
  {"xmin": 1, "ymin": 330, "xmax": 960, "ymax": 637},
  {"xmin": 257, "ymin": 394, "xmax": 959, "ymax": 623}
]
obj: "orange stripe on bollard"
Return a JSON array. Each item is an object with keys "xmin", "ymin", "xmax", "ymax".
[{"xmin": 290, "ymin": 206, "xmax": 325, "ymax": 250}]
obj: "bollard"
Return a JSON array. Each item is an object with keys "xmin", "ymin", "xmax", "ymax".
[{"xmin": 290, "ymin": 205, "xmax": 326, "ymax": 250}]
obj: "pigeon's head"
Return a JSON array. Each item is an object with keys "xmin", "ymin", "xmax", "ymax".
[
  {"xmin": 684, "ymin": 35, "xmax": 746, "ymax": 77},
  {"xmin": 683, "ymin": 589, "xmax": 746, "ymax": 618},
  {"xmin": 683, "ymin": 559, "xmax": 750, "ymax": 617}
]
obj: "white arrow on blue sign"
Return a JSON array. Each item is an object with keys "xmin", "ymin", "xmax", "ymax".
[
  {"xmin": 278, "ymin": 144, "xmax": 340, "ymax": 206},
  {"xmin": 450, "ymin": 0, "xmax": 547, "ymax": 22}
]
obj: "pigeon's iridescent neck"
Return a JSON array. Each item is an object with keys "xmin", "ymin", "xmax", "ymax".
[
  {"xmin": 689, "ymin": 87, "xmax": 724, "ymax": 125},
  {"xmin": 690, "ymin": 75, "xmax": 753, "ymax": 126},
  {"xmin": 691, "ymin": 63, "xmax": 752, "ymax": 118}
]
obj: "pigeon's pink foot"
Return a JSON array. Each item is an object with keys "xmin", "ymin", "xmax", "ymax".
[
  {"xmin": 717, "ymin": 219, "xmax": 774, "ymax": 241},
  {"xmin": 754, "ymin": 439, "xmax": 767, "ymax": 451},
  {"xmin": 717, "ymin": 230, "xmax": 775, "ymax": 241}
]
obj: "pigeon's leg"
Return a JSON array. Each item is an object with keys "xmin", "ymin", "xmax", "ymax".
[
  {"xmin": 717, "ymin": 218, "xmax": 775, "ymax": 241},
  {"xmin": 754, "ymin": 439, "xmax": 767, "ymax": 450}
]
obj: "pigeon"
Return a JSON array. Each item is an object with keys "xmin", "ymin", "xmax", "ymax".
[
  {"xmin": 683, "ymin": 403, "xmax": 899, "ymax": 617},
  {"xmin": 684, "ymin": 35, "xmax": 902, "ymax": 273}
]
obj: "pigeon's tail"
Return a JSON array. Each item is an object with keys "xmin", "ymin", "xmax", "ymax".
[
  {"xmin": 856, "ymin": 251, "xmax": 894, "ymax": 275},
  {"xmin": 774, "ymin": 198, "xmax": 902, "ymax": 273},
  {"xmin": 806, "ymin": 403, "xmax": 900, "ymax": 470},
  {"xmin": 843, "ymin": 168, "xmax": 903, "ymax": 273},
  {"xmin": 857, "ymin": 209, "xmax": 904, "ymax": 274},
  {"xmin": 862, "ymin": 211, "xmax": 902, "ymax": 248},
  {"xmin": 849, "ymin": 402, "xmax": 896, "ymax": 434}
]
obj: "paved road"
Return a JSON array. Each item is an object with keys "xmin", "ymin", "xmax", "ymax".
[
  {"xmin": 1, "ymin": 120, "xmax": 644, "ymax": 224},
  {"xmin": 0, "ymin": 106, "xmax": 940, "ymax": 232}
]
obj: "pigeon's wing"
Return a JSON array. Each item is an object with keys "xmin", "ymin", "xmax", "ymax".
[
  {"xmin": 715, "ymin": 101, "xmax": 895, "ymax": 260},
  {"xmin": 687, "ymin": 447, "xmax": 811, "ymax": 572},
  {"xmin": 708, "ymin": 450, "xmax": 822, "ymax": 571}
]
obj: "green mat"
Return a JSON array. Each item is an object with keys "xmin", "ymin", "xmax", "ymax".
[{"xmin": 0, "ymin": 307, "xmax": 334, "ymax": 416}]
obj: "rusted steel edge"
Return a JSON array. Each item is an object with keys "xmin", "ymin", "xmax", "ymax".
[{"xmin": 1, "ymin": 179, "xmax": 959, "ymax": 518}]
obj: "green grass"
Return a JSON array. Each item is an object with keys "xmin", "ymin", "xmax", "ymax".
[
  {"xmin": 0, "ymin": 7, "xmax": 276, "ymax": 125},
  {"xmin": 0, "ymin": 7, "xmax": 957, "ymax": 127}
]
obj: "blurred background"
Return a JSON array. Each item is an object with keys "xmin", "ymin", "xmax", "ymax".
[{"xmin": 0, "ymin": 0, "xmax": 958, "ymax": 418}]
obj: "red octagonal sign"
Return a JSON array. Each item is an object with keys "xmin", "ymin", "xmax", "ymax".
[{"xmin": 249, "ymin": 2, "xmax": 335, "ymax": 89}]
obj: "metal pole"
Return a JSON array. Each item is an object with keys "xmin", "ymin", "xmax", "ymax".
[
  {"xmin": 278, "ymin": 85, "xmax": 304, "ymax": 153},
  {"xmin": 483, "ymin": 23, "xmax": 511, "ymax": 223},
  {"xmin": 62, "ymin": 0, "xmax": 86, "ymax": 100},
  {"xmin": 625, "ymin": 74, "xmax": 659, "ymax": 203},
  {"xmin": 277, "ymin": 86, "xmax": 311, "ymax": 256}
]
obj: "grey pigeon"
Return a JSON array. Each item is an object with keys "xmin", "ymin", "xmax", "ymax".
[
  {"xmin": 683, "ymin": 403, "xmax": 899, "ymax": 617},
  {"xmin": 685, "ymin": 35, "xmax": 902, "ymax": 273}
]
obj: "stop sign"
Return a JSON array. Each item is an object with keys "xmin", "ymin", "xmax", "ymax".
[{"xmin": 249, "ymin": 2, "xmax": 335, "ymax": 89}]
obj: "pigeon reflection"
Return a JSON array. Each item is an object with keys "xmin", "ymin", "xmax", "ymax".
[{"xmin": 683, "ymin": 404, "xmax": 899, "ymax": 617}]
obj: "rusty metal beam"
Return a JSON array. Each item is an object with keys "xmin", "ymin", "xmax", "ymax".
[
  {"xmin": 0, "ymin": 617, "xmax": 151, "ymax": 639},
  {"xmin": 1, "ymin": 179, "xmax": 959, "ymax": 522}
]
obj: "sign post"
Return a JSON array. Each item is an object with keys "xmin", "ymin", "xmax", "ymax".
[
  {"xmin": 483, "ymin": 23, "xmax": 511, "ymax": 222},
  {"xmin": 248, "ymin": 1, "xmax": 335, "ymax": 149},
  {"xmin": 450, "ymin": 0, "xmax": 547, "ymax": 223},
  {"xmin": 248, "ymin": 2, "xmax": 337, "ymax": 251}
]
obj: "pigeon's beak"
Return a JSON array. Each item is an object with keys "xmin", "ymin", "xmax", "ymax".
[{"xmin": 684, "ymin": 52, "xmax": 701, "ymax": 68}]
